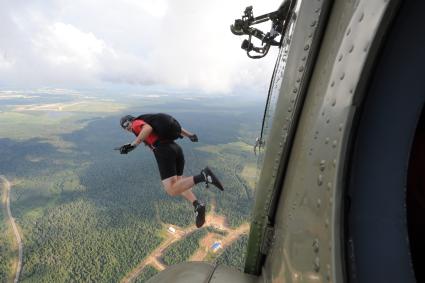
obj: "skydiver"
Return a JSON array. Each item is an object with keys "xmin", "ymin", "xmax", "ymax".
[{"xmin": 117, "ymin": 114, "xmax": 224, "ymax": 228}]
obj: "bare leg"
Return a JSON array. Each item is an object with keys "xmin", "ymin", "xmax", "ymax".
[
  {"xmin": 162, "ymin": 175, "xmax": 197, "ymax": 197},
  {"xmin": 176, "ymin": 176, "xmax": 197, "ymax": 203},
  {"xmin": 163, "ymin": 176, "xmax": 205, "ymax": 228}
]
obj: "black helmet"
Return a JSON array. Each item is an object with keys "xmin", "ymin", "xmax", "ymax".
[{"xmin": 120, "ymin": 115, "xmax": 135, "ymax": 129}]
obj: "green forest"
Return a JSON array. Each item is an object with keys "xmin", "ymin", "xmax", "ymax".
[
  {"xmin": 135, "ymin": 265, "xmax": 159, "ymax": 283},
  {"xmin": 0, "ymin": 94, "xmax": 261, "ymax": 281},
  {"xmin": 0, "ymin": 206, "xmax": 13, "ymax": 282},
  {"xmin": 215, "ymin": 235, "xmax": 249, "ymax": 271},
  {"xmin": 162, "ymin": 229, "xmax": 208, "ymax": 266}
]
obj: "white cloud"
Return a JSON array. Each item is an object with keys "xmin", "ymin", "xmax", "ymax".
[
  {"xmin": 124, "ymin": 0, "xmax": 168, "ymax": 18},
  {"xmin": 33, "ymin": 23, "xmax": 106, "ymax": 69},
  {"xmin": 0, "ymin": 0, "xmax": 282, "ymax": 94}
]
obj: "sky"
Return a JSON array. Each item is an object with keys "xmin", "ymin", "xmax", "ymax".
[{"xmin": 0, "ymin": 0, "xmax": 282, "ymax": 95}]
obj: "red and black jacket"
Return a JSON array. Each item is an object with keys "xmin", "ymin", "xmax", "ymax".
[{"xmin": 131, "ymin": 119, "xmax": 159, "ymax": 148}]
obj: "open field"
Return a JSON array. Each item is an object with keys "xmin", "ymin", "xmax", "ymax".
[
  {"xmin": 240, "ymin": 163, "xmax": 258, "ymax": 190},
  {"xmin": 0, "ymin": 99, "xmax": 127, "ymax": 149},
  {"xmin": 196, "ymin": 141, "xmax": 253, "ymax": 154},
  {"xmin": 13, "ymin": 100, "xmax": 126, "ymax": 112}
]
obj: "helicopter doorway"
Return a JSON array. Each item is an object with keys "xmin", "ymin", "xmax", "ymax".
[
  {"xmin": 345, "ymin": 0, "xmax": 425, "ymax": 282},
  {"xmin": 407, "ymin": 106, "xmax": 425, "ymax": 283}
]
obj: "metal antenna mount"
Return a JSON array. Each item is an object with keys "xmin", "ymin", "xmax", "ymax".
[{"xmin": 230, "ymin": 1, "xmax": 292, "ymax": 59}]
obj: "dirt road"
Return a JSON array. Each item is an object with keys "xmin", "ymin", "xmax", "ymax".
[
  {"xmin": 1, "ymin": 176, "xmax": 23, "ymax": 283},
  {"xmin": 121, "ymin": 205, "xmax": 249, "ymax": 283},
  {"xmin": 189, "ymin": 223, "xmax": 250, "ymax": 262},
  {"xmin": 120, "ymin": 224, "xmax": 196, "ymax": 283}
]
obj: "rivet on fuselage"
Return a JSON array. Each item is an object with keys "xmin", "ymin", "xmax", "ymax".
[
  {"xmin": 313, "ymin": 238, "xmax": 320, "ymax": 253},
  {"xmin": 318, "ymin": 174, "xmax": 323, "ymax": 186},
  {"xmin": 326, "ymin": 264, "xmax": 331, "ymax": 281},
  {"xmin": 320, "ymin": 160, "xmax": 326, "ymax": 171},
  {"xmin": 314, "ymin": 257, "xmax": 320, "ymax": 272},
  {"xmin": 364, "ymin": 41, "xmax": 370, "ymax": 52},
  {"xmin": 358, "ymin": 12, "xmax": 364, "ymax": 22}
]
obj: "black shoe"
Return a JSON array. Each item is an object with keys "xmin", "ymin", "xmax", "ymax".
[
  {"xmin": 202, "ymin": 167, "xmax": 224, "ymax": 191},
  {"xmin": 194, "ymin": 203, "xmax": 206, "ymax": 228}
]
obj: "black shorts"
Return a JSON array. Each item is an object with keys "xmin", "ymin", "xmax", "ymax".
[{"xmin": 153, "ymin": 142, "xmax": 185, "ymax": 180}]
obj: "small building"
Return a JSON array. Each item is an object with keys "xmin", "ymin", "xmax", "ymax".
[
  {"xmin": 168, "ymin": 226, "xmax": 176, "ymax": 234},
  {"xmin": 211, "ymin": 242, "xmax": 222, "ymax": 252}
]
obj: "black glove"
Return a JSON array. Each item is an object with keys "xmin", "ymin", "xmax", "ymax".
[
  {"xmin": 118, "ymin": 143, "xmax": 137, "ymax": 154},
  {"xmin": 189, "ymin": 134, "xmax": 198, "ymax": 142}
]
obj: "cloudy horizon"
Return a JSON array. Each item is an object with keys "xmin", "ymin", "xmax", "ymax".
[{"xmin": 0, "ymin": 0, "xmax": 282, "ymax": 95}]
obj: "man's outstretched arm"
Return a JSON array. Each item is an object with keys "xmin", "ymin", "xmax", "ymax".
[
  {"xmin": 132, "ymin": 124, "xmax": 153, "ymax": 146},
  {"xmin": 181, "ymin": 128, "xmax": 193, "ymax": 137},
  {"xmin": 181, "ymin": 128, "xmax": 198, "ymax": 142}
]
